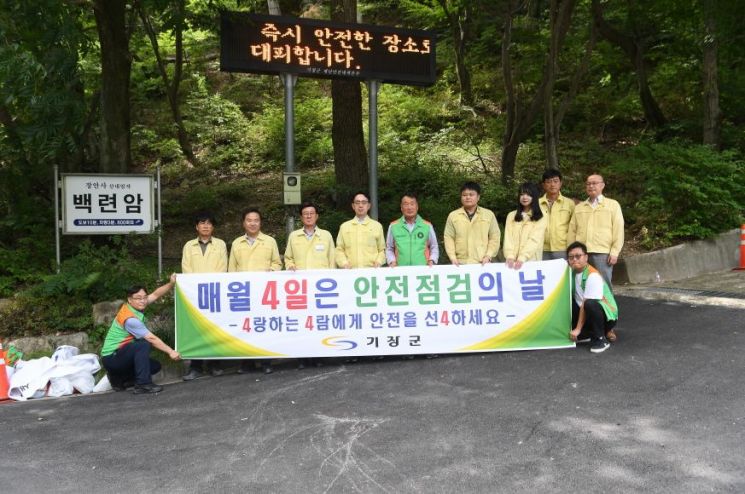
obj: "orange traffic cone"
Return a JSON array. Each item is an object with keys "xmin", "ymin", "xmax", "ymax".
[
  {"xmin": 0, "ymin": 343, "xmax": 9, "ymax": 401},
  {"xmin": 735, "ymin": 224, "xmax": 745, "ymax": 271}
]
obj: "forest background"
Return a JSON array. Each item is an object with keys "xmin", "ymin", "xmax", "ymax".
[{"xmin": 0, "ymin": 0, "xmax": 744, "ymax": 343}]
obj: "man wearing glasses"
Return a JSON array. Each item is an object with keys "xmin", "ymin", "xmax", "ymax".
[
  {"xmin": 567, "ymin": 242, "xmax": 618, "ymax": 354},
  {"xmin": 335, "ymin": 192, "xmax": 386, "ymax": 269},
  {"xmin": 539, "ymin": 170, "xmax": 575, "ymax": 260},
  {"xmin": 284, "ymin": 201, "xmax": 336, "ymax": 271},
  {"xmin": 568, "ymin": 173, "xmax": 624, "ymax": 289},
  {"xmin": 100, "ymin": 275, "xmax": 181, "ymax": 394}
]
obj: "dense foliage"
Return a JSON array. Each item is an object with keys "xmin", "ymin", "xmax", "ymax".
[{"xmin": 1, "ymin": 0, "xmax": 744, "ymax": 338}]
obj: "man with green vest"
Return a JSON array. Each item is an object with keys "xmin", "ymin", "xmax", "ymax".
[
  {"xmin": 385, "ymin": 192, "xmax": 439, "ymax": 267},
  {"xmin": 567, "ymin": 241, "xmax": 619, "ymax": 354},
  {"xmin": 100, "ymin": 274, "xmax": 181, "ymax": 394}
]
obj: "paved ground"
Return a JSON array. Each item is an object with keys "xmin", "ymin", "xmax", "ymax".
[{"xmin": 2, "ymin": 296, "xmax": 744, "ymax": 493}]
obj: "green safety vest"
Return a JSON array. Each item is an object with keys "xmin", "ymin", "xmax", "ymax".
[
  {"xmin": 575, "ymin": 265, "xmax": 619, "ymax": 321},
  {"xmin": 100, "ymin": 304, "xmax": 146, "ymax": 357},
  {"xmin": 389, "ymin": 215, "xmax": 432, "ymax": 266}
]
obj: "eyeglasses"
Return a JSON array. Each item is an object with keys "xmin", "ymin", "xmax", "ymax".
[
  {"xmin": 353, "ymin": 200, "xmax": 369, "ymax": 205},
  {"xmin": 585, "ymin": 181, "xmax": 604, "ymax": 186},
  {"xmin": 567, "ymin": 254, "xmax": 585, "ymax": 260}
]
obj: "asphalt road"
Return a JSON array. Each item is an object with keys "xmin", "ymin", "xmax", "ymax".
[{"xmin": 2, "ymin": 297, "xmax": 744, "ymax": 493}]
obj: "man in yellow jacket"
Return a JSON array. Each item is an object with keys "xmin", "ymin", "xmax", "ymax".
[
  {"xmin": 181, "ymin": 211, "xmax": 227, "ymax": 380},
  {"xmin": 335, "ymin": 192, "xmax": 386, "ymax": 268},
  {"xmin": 229, "ymin": 207, "xmax": 282, "ymax": 374},
  {"xmin": 539, "ymin": 169, "xmax": 575, "ymax": 260},
  {"xmin": 228, "ymin": 208, "xmax": 282, "ymax": 272},
  {"xmin": 444, "ymin": 181, "xmax": 501, "ymax": 265},
  {"xmin": 285, "ymin": 202, "xmax": 335, "ymax": 270},
  {"xmin": 568, "ymin": 174, "xmax": 624, "ymax": 288},
  {"xmin": 181, "ymin": 211, "xmax": 228, "ymax": 274}
]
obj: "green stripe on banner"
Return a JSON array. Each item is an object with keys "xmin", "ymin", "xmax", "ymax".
[
  {"xmin": 175, "ymin": 285, "xmax": 286, "ymax": 358},
  {"xmin": 460, "ymin": 267, "xmax": 573, "ymax": 351}
]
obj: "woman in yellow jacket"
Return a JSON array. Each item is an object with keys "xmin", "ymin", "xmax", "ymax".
[{"xmin": 504, "ymin": 182, "xmax": 548, "ymax": 270}]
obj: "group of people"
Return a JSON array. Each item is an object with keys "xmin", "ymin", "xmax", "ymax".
[{"xmin": 100, "ymin": 172, "xmax": 624, "ymax": 394}]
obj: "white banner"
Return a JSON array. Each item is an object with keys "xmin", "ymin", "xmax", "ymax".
[{"xmin": 175, "ymin": 260, "xmax": 573, "ymax": 358}]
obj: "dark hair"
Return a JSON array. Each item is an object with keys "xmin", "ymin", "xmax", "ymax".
[
  {"xmin": 299, "ymin": 201, "xmax": 318, "ymax": 215},
  {"xmin": 542, "ymin": 169, "xmax": 563, "ymax": 182},
  {"xmin": 515, "ymin": 182, "xmax": 543, "ymax": 222},
  {"xmin": 241, "ymin": 207, "xmax": 262, "ymax": 222},
  {"xmin": 351, "ymin": 191, "xmax": 370, "ymax": 203},
  {"xmin": 566, "ymin": 241, "xmax": 588, "ymax": 255},
  {"xmin": 461, "ymin": 181, "xmax": 481, "ymax": 195},
  {"xmin": 400, "ymin": 192, "xmax": 418, "ymax": 203},
  {"xmin": 126, "ymin": 285, "xmax": 147, "ymax": 297},
  {"xmin": 193, "ymin": 211, "xmax": 216, "ymax": 227}
]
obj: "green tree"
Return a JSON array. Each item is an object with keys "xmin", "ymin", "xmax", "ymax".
[{"xmin": 94, "ymin": 0, "xmax": 134, "ymax": 173}]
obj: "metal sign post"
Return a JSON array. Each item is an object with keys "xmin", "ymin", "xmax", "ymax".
[
  {"xmin": 367, "ymin": 80, "xmax": 381, "ymax": 220},
  {"xmin": 283, "ymin": 73, "xmax": 298, "ymax": 239}
]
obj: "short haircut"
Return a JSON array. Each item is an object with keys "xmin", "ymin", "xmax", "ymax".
[
  {"xmin": 241, "ymin": 207, "xmax": 262, "ymax": 222},
  {"xmin": 566, "ymin": 241, "xmax": 588, "ymax": 254},
  {"xmin": 351, "ymin": 191, "xmax": 370, "ymax": 202},
  {"xmin": 193, "ymin": 211, "xmax": 216, "ymax": 226},
  {"xmin": 542, "ymin": 169, "xmax": 563, "ymax": 182},
  {"xmin": 400, "ymin": 192, "xmax": 418, "ymax": 202},
  {"xmin": 299, "ymin": 201, "xmax": 318, "ymax": 215},
  {"xmin": 461, "ymin": 181, "xmax": 481, "ymax": 194},
  {"xmin": 126, "ymin": 285, "xmax": 147, "ymax": 297}
]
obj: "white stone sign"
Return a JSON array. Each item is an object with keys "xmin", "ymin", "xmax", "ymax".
[{"xmin": 62, "ymin": 174, "xmax": 154, "ymax": 234}]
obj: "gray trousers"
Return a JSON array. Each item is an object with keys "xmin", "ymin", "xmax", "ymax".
[
  {"xmin": 543, "ymin": 251, "xmax": 567, "ymax": 261},
  {"xmin": 588, "ymin": 253, "xmax": 614, "ymax": 289}
]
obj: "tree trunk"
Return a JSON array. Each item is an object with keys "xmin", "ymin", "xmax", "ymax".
[
  {"xmin": 331, "ymin": 0, "xmax": 368, "ymax": 201},
  {"xmin": 555, "ymin": 20, "xmax": 597, "ymax": 129},
  {"xmin": 702, "ymin": 0, "xmax": 721, "ymax": 149},
  {"xmin": 137, "ymin": 0, "xmax": 197, "ymax": 166},
  {"xmin": 543, "ymin": 0, "xmax": 560, "ymax": 170},
  {"xmin": 591, "ymin": 0, "xmax": 666, "ymax": 128},
  {"xmin": 267, "ymin": 1, "xmax": 281, "ymax": 15},
  {"xmin": 501, "ymin": 0, "xmax": 576, "ymax": 183},
  {"xmin": 437, "ymin": 0, "xmax": 473, "ymax": 106},
  {"xmin": 93, "ymin": 0, "xmax": 131, "ymax": 173}
]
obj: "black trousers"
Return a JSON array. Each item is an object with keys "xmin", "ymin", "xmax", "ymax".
[
  {"xmin": 572, "ymin": 299, "xmax": 616, "ymax": 342},
  {"xmin": 102, "ymin": 339, "xmax": 161, "ymax": 386}
]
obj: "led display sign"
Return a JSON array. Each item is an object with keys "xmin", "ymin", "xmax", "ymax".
[{"xmin": 221, "ymin": 12, "xmax": 436, "ymax": 86}]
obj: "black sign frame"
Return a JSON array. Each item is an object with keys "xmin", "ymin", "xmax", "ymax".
[{"xmin": 220, "ymin": 12, "xmax": 436, "ymax": 86}]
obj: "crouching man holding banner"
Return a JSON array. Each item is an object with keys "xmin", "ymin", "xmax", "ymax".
[
  {"xmin": 101, "ymin": 275, "xmax": 181, "ymax": 394},
  {"xmin": 567, "ymin": 242, "xmax": 619, "ymax": 354}
]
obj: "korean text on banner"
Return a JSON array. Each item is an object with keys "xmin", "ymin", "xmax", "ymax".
[{"xmin": 175, "ymin": 259, "xmax": 573, "ymax": 359}]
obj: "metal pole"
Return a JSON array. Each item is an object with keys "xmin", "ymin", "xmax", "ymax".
[
  {"xmin": 283, "ymin": 73, "xmax": 298, "ymax": 238},
  {"xmin": 367, "ymin": 80, "xmax": 381, "ymax": 220},
  {"xmin": 157, "ymin": 165, "xmax": 163, "ymax": 281},
  {"xmin": 54, "ymin": 165, "xmax": 61, "ymax": 273}
]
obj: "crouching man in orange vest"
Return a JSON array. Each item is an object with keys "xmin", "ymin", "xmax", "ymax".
[
  {"xmin": 100, "ymin": 274, "xmax": 181, "ymax": 394},
  {"xmin": 567, "ymin": 241, "xmax": 619, "ymax": 354}
]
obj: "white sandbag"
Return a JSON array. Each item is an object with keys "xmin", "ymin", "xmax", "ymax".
[
  {"xmin": 68, "ymin": 371, "xmax": 95, "ymax": 394},
  {"xmin": 93, "ymin": 374, "xmax": 112, "ymax": 393},
  {"xmin": 8, "ymin": 357, "xmax": 55, "ymax": 401},
  {"xmin": 52, "ymin": 345, "xmax": 79, "ymax": 362},
  {"xmin": 8, "ymin": 350, "xmax": 102, "ymax": 401},
  {"xmin": 48, "ymin": 376, "xmax": 74, "ymax": 397}
]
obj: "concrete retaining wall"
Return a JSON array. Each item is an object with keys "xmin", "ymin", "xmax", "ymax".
[{"xmin": 617, "ymin": 228, "xmax": 740, "ymax": 284}]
